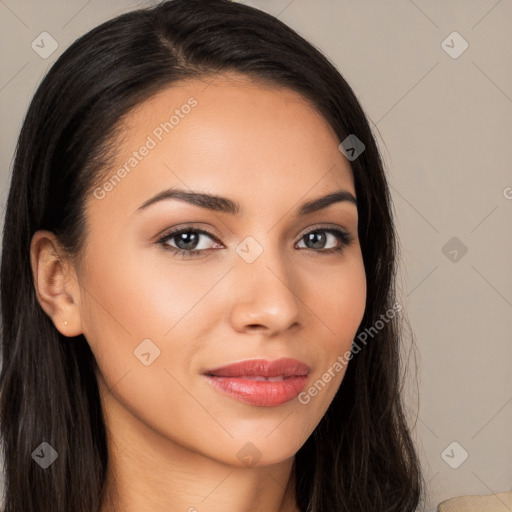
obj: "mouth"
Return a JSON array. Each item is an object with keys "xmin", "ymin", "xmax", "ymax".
[
  {"xmin": 203, "ymin": 358, "xmax": 310, "ymax": 407},
  {"xmin": 219, "ymin": 375, "xmax": 291, "ymax": 381},
  {"xmin": 204, "ymin": 357, "xmax": 310, "ymax": 378}
]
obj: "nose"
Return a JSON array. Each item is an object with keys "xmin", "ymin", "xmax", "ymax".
[{"xmin": 228, "ymin": 241, "xmax": 302, "ymax": 336}]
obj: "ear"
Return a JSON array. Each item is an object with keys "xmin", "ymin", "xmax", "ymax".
[{"xmin": 30, "ymin": 230, "xmax": 83, "ymax": 337}]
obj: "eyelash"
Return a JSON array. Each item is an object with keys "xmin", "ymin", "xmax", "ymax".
[{"xmin": 157, "ymin": 225, "xmax": 354, "ymax": 259}]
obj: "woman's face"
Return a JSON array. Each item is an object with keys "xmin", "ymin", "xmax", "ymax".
[{"xmin": 75, "ymin": 74, "xmax": 366, "ymax": 467}]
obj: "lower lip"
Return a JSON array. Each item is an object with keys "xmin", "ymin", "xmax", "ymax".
[{"xmin": 204, "ymin": 375, "xmax": 308, "ymax": 407}]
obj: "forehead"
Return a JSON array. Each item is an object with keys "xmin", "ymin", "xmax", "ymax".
[{"xmin": 88, "ymin": 73, "xmax": 355, "ymax": 220}]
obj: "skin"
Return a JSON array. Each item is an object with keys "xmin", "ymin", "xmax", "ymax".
[{"xmin": 30, "ymin": 73, "xmax": 367, "ymax": 512}]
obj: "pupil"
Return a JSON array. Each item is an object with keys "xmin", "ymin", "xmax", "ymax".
[
  {"xmin": 177, "ymin": 232, "xmax": 198, "ymax": 250},
  {"xmin": 307, "ymin": 232, "xmax": 326, "ymax": 249}
]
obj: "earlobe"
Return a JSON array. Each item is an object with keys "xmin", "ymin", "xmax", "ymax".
[{"xmin": 30, "ymin": 230, "xmax": 83, "ymax": 337}]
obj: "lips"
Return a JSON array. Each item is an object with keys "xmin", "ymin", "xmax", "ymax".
[
  {"xmin": 204, "ymin": 358, "xmax": 310, "ymax": 379},
  {"xmin": 203, "ymin": 358, "xmax": 310, "ymax": 407}
]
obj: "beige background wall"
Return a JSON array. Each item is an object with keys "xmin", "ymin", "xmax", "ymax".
[{"xmin": 1, "ymin": 1, "xmax": 511, "ymax": 510}]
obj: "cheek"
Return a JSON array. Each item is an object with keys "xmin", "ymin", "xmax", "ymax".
[
  {"xmin": 76, "ymin": 239, "xmax": 225, "ymax": 386},
  {"xmin": 76, "ymin": 243, "xmax": 217, "ymax": 435},
  {"xmin": 304, "ymin": 251, "xmax": 367, "ymax": 351},
  {"xmin": 79, "ymin": 237, "xmax": 203, "ymax": 337},
  {"xmin": 335, "ymin": 263, "xmax": 366, "ymax": 345},
  {"xmin": 296, "ymin": 253, "xmax": 366, "ymax": 407}
]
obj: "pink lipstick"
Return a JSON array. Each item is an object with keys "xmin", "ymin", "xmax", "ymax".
[{"xmin": 203, "ymin": 358, "xmax": 310, "ymax": 407}]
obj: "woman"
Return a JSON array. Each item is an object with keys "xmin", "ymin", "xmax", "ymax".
[{"xmin": 0, "ymin": 0, "xmax": 423, "ymax": 510}]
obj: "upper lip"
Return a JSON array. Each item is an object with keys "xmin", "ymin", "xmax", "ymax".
[{"xmin": 204, "ymin": 357, "xmax": 310, "ymax": 378}]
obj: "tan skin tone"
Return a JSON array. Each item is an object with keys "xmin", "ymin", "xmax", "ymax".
[{"xmin": 30, "ymin": 74, "xmax": 366, "ymax": 512}]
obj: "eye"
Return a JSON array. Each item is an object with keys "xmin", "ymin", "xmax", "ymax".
[
  {"xmin": 157, "ymin": 227, "xmax": 222, "ymax": 258},
  {"xmin": 296, "ymin": 227, "xmax": 353, "ymax": 253},
  {"xmin": 157, "ymin": 225, "xmax": 354, "ymax": 259}
]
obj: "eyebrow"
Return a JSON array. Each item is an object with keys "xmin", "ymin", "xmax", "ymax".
[{"xmin": 135, "ymin": 187, "xmax": 357, "ymax": 216}]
